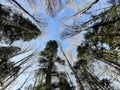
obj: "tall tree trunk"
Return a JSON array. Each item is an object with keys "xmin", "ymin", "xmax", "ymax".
[
  {"xmin": 60, "ymin": 45, "xmax": 84, "ymax": 90},
  {"xmin": 18, "ymin": 74, "xmax": 30, "ymax": 90},
  {"xmin": 45, "ymin": 58, "xmax": 53, "ymax": 90},
  {"xmin": 3, "ymin": 65, "xmax": 31, "ymax": 90},
  {"xmin": 10, "ymin": 0, "xmax": 40, "ymax": 23}
]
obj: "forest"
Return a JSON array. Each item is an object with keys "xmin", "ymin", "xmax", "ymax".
[{"xmin": 0, "ymin": 0, "xmax": 120, "ymax": 90}]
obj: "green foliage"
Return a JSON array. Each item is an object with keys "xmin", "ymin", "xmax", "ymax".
[
  {"xmin": 85, "ymin": 4, "xmax": 120, "ymax": 50},
  {"xmin": 40, "ymin": 40, "xmax": 58, "ymax": 58},
  {"xmin": 77, "ymin": 43, "xmax": 92, "ymax": 66},
  {"xmin": 0, "ymin": 46, "xmax": 20, "ymax": 59},
  {"xmin": 0, "ymin": 46, "xmax": 21, "ymax": 88},
  {"xmin": 0, "ymin": 4, "xmax": 41, "ymax": 44},
  {"xmin": 58, "ymin": 76, "xmax": 73, "ymax": 90},
  {"xmin": 35, "ymin": 40, "xmax": 72, "ymax": 90},
  {"xmin": 73, "ymin": 4, "xmax": 120, "ymax": 89}
]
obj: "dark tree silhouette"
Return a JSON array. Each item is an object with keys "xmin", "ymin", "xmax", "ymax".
[
  {"xmin": 0, "ymin": 4, "xmax": 41, "ymax": 44},
  {"xmin": 33, "ymin": 40, "xmax": 73, "ymax": 90}
]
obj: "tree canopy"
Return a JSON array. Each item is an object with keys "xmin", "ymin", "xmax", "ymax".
[{"xmin": 0, "ymin": 0, "xmax": 120, "ymax": 90}]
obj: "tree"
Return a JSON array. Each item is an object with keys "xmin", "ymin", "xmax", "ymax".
[
  {"xmin": 0, "ymin": 2, "xmax": 41, "ymax": 90},
  {"xmin": 59, "ymin": 2, "xmax": 120, "ymax": 89},
  {"xmin": 83, "ymin": 3, "xmax": 120, "ymax": 71},
  {"xmin": 0, "ymin": 4, "xmax": 41, "ymax": 44},
  {"xmin": 33, "ymin": 40, "xmax": 73, "ymax": 90},
  {"xmin": 75, "ymin": 43, "xmax": 113, "ymax": 90},
  {"xmin": 0, "ymin": 46, "xmax": 21, "ymax": 89},
  {"xmin": 40, "ymin": 40, "xmax": 58, "ymax": 90},
  {"xmin": 59, "ymin": 44, "xmax": 84, "ymax": 90},
  {"xmin": 61, "ymin": 0, "xmax": 120, "ymax": 68},
  {"xmin": 0, "ymin": 46, "xmax": 35, "ymax": 90},
  {"xmin": 60, "ymin": 2, "xmax": 120, "ymax": 89},
  {"xmin": 44, "ymin": 0, "xmax": 62, "ymax": 17}
]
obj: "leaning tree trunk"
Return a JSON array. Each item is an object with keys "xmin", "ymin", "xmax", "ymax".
[{"xmin": 60, "ymin": 45, "xmax": 84, "ymax": 90}]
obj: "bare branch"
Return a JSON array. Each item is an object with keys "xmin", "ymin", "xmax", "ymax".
[
  {"xmin": 17, "ymin": 74, "xmax": 31, "ymax": 90},
  {"xmin": 44, "ymin": 0, "xmax": 62, "ymax": 17},
  {"xmin": 70, "ymin": 0, "xmax": 100, "ymax": 18}
]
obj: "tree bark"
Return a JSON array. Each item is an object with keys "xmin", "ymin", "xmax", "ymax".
[
  {"xmin": 60, "ymin": 45, "xmax": 84, "ymax": 90},
  {"xmin": 45, "ymin": 58, "xmax": 53, "ymax": 90}
]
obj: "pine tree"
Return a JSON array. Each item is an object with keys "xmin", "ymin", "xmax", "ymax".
[
  {"xmin": 0, "ymin": 4, "xmax": 41, "ymax": 44},
  {"xmin": 34, "ymin": 40, "xmax": 73, "ymax": 90},
  {"xmin": 75, "ymin": 43, "xmax": 112, "ymax": 90},
  {"xmin": 0, "ymin": 46, "xmax": 21, "ymax": 89}
]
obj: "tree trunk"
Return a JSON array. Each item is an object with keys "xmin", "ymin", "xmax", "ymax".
[
  {"xmin": 45, "ymin": 58, "xmax": 53, "ymax": 90},
  {"xmin": 60, "ymin": 45, "xmax": 84, "ymax": 90}
]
